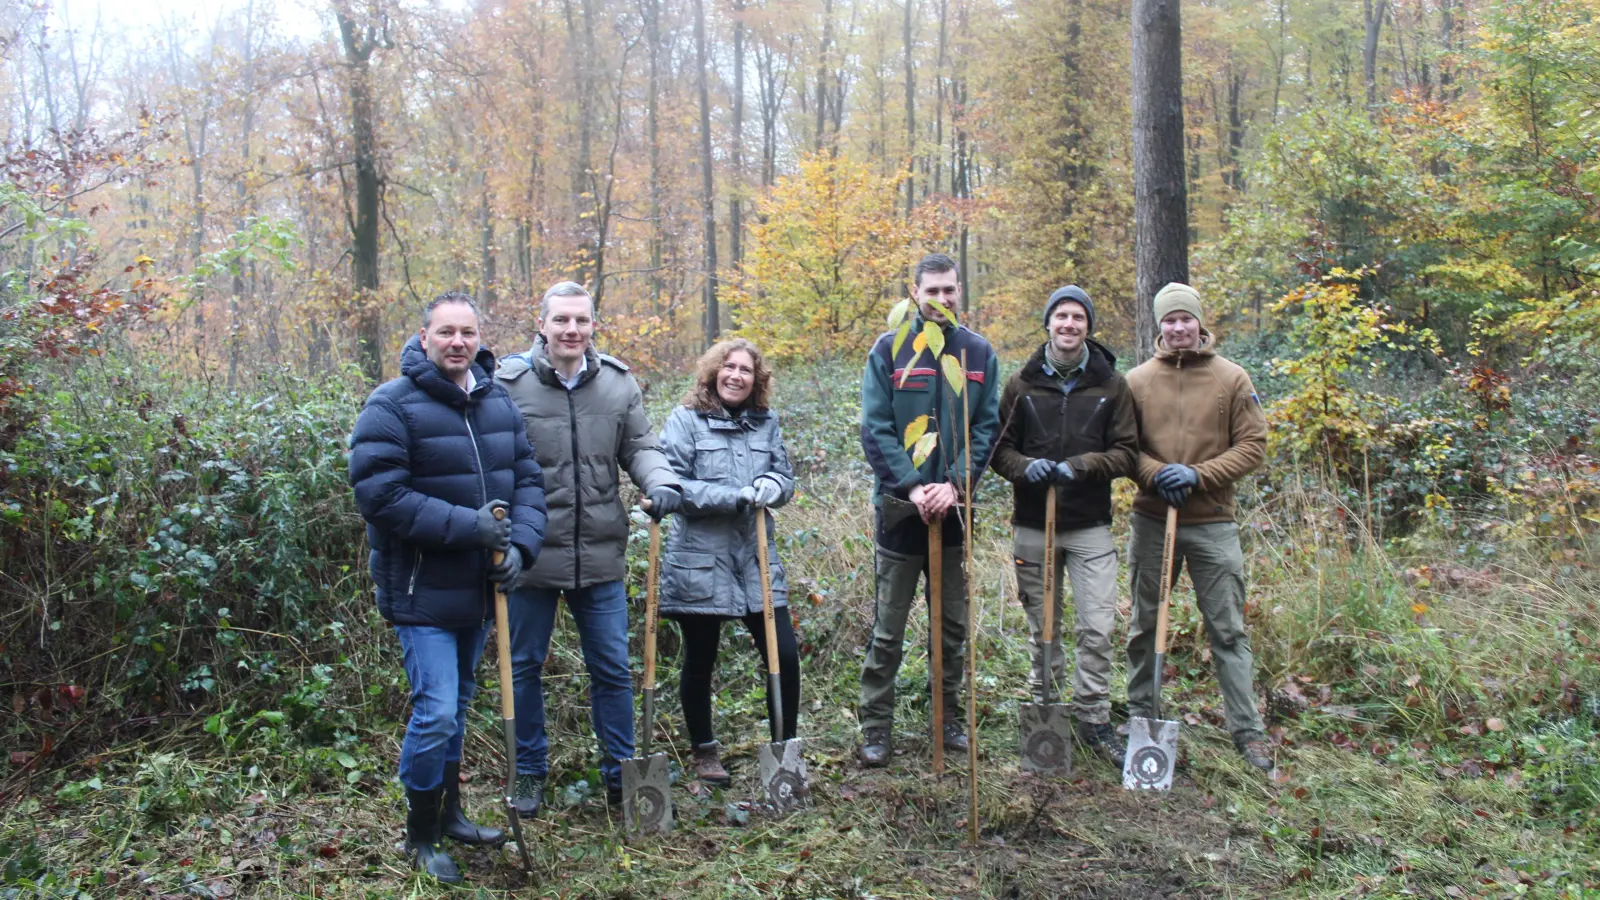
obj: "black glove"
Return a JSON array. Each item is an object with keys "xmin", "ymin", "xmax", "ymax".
[
  {"xmin": 474, "ymin": 500, "xmax": 512, "ymax": 549},
  {"xmin": 1154, "ymin": 464, "xmax": 1198, "ymax": 508},
  {"xmin": 1024, "ymin": 458, "xmax": 1054, "ymax": 484},
  {"xmin": 736, "ymin": 486, "xmax": 756, "ymax": 512},
  {"xmin": 751, "ymin": 476, "xmax": 784, "ymax": 508},
  {"xmin": 1052, "ymin": 461, "xmax": 1077, "ymax": 484},
  {"xmin": 644, "ymin": 486, "xmax": 682, "ymax": 521},
  {"xmin": 488, "ymin": 545, "xmax": 523, "ymax": 586}
]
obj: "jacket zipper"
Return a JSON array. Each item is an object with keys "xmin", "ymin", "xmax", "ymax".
[
  {"xmin": 408, "ymin": 550, "xmax": 423, "ymax": 595},
  {"xmin": 465, "ymin": 406, "xmax": 491, "ymax": 616},
  {"xmin": 567, "ymin": 388, "xmax": 583, "ymax": 589}
]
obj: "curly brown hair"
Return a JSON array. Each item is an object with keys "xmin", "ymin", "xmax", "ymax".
[{"xmin": 682, "ymin": 338, "xmax": 773, "ymax": 412}]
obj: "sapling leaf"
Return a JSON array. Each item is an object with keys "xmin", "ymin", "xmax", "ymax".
[
  {"xmin": 942, "ymin": 355, "xmax": 966, "ymax": 395},
  {"xmin": 910, "ymin": 433, "xmax": 939, "ymax": 468},
  {"xmin": 926, "ymin": 299, "xmax": 959, "ymax": 326},
  {"xmin": 904, "ymin": 414, "xmax": 931, "ymax": 449},
  {"xmin": 923, "ymin": 321, "xmax": 945, "ymax": 359},
  {"xmin": 887, "ymin": 297, "xmax": 912, "ymax": 329},
  {"xmin": 890, "ymin": 320, "xmax": 913, "ymax": 359}
]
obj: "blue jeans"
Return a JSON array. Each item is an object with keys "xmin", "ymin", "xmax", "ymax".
[
  {"xmin": 508, "ymin": 581, "xmax": 635, "ymax": 788},
  {"xmin": 394, "ymin": 622, "xmax": 490, "ymax": 793}
]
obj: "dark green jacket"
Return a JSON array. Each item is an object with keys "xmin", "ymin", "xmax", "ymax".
[
  {"xmin": 991, "ymin": 339, "xmax": 1138, "ymax": 531},
  {"xmin": 495, "ymin": 338, "xmax": 677, "ymax": 589},
  {"xmin": 859, "ymin": 317, "xmax": 1000, "ymax": 546}
]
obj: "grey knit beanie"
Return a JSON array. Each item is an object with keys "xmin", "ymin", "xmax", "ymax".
[{"xmin": 1043, "ymin": 285, "xmax": 1095, "ymax": 334}]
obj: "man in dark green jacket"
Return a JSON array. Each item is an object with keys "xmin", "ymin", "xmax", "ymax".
[
  {"xmin": 991, "ymin": 285, "xmax": 1137, "ymax": 767},
  {"xmin": 857, "ymin": 253, "xmax": 1000, "ymax": 766},
  {"xmin": 495, "ymin": 281, "xmax": 682, "ymax": 814}
]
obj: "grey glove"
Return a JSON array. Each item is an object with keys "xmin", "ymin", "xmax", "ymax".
[
  {"xmin": 736, "ymin": 486, "xmax": 757, "ymax": 512},
  {"xmin": 474, "ymin": 500, "xmax": 512, "ymax": 550},
  {"xmin": 644, "ymin": 486, "xmax": 682, "ymax": 521},
  {"xmin": 1052, "ymin": 461, "xmax": 1077, "ymax": 484},
  {"xmin": 487, "ymin": 545, "xmax": 523, "ymax": 586},
  {"xmin": 751, "ymin": 476, "xmax": 784, "ymax": 508},
  {"xmin": 1023, "ymin": 458, "xmax": 1054, "ymax": 484},
  {"xmin": 1155, "ymin": 463, "xmax": 1198, "ymax": 508}
]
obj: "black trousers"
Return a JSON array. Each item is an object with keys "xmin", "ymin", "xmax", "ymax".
[{"xmin": 671, "ymin": 608, "xmax": 800, "ymax": 747}]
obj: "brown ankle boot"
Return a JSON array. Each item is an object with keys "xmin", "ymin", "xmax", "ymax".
[{"xmin": 693, "ymin": 742, "xmax": 732, "ymax": 786}]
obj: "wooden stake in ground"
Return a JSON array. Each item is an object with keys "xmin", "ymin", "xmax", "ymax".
[
  {"xmin": 962, "ymin": 348, "xmax": 978, "ymax": 843},
  {"xmin": 929, "ymin": 520, "xmax": 944, "ymax": 775}
]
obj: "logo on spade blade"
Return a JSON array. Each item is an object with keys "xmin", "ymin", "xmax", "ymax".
[
  {"xmin": 630, "ymin": 786, "xmax": 669, "ymax": 829},
  {"xmin": 1128, "ymin": 745, "xmax": 1171, "ymax": 788},
  {"xmin": 1024, "ymin": 729, "xmax": 1068, "ymax": 769},
  {"xmin": 765, "ymin": 769, "xmax": 808, "ymax": 809}
]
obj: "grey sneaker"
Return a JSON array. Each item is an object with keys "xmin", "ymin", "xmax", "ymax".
[
  {"xmin": 1074, "ymin": 719, "xmax": 1127, "ymax": 769},
  {"xmin": 511, "ymin": 773, "xmax": 543, "ymax": 818},
  {"xmin": 859, "ymin": 726, "xmax": 892, "ymax": 767},
  {"xmin": 1234, "ymin": 734, "xmax": 1273, "ymax": 772}
]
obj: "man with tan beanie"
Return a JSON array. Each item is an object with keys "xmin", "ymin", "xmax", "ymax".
[{"xmin": 1124, "ymin": 282, "xmax": 1273, "ymax": 771}]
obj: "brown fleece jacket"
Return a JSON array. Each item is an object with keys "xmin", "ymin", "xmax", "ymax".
[{"xmin": 1125, "ymin": 331, "xmax": 1267, "ymax": 525}]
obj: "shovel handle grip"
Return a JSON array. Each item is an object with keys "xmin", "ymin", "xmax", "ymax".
[
  {"xmin": 491, "ymin": 505, "xmax": 508, "ymax": 566},
  {"xmin": 641, "ymin": 500, "xmax": 661, "ymax": 693},
  {"xmin": 1154, "ymin": 506, "xmax": 1178, "ymax": 656}
]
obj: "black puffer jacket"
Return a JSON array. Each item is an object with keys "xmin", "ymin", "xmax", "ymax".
[{"xmin": 349, "ymin": 336, "xmax": 548, "ymax": 628}]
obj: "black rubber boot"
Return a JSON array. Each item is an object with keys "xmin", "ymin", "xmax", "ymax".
[
  {"xmin": 440, "ymin": 761, "xmax": 506, "ymax": 846},
  {"xmin": 405, "ymin": 785, "xmax": 464, "ymax": 884}
]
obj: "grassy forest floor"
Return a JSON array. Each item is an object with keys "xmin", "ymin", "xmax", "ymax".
[{"xmin": 1, "ymin": 362, "xmax": 1597, "ymax": 899}]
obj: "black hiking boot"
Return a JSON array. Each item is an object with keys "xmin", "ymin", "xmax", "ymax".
[
  {"xmin": 405, "ymin": 785, "xmax": 464, "ymax": 884},
  {"xmin": 942, "ymin": 723, "xmax": 969, "ymax": 753},
  {"xmin": 859, "ymin": 726, "xmax": 892, "ymax": 768},
  {"xmin": 1234, "ymin": 733, "xmax": 1274, "ymax": 772},
  {"xmin": 511, "ymin": 773, "xmax": 544, "ymax": 819},
  {"xmin": 1074, "ymin": 719, "xmax": 1127, "ymax": 769},
  {"xmin": 439, "ymin": 760, "xmax": 505, "ymax": 846}
]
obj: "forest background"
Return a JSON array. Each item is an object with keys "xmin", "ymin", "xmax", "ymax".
[{"xmin": 1, "ymin": 0, "xmax": 1599, "ymax": 897}]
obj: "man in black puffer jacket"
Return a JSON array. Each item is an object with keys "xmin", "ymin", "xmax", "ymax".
[{"xmin": 349, "ymin": 292, "xmax": 547, "ymax": 884}]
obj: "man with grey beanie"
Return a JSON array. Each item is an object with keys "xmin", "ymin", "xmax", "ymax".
[{"xmin": 991, "ymin": 285, "xmax": 1138, "ymax": 768}]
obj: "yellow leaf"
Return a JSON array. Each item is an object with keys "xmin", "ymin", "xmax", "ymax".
[
  {"xmin": 922, "ymin": 322, "xmax": 945, "ymax": 359},
  {"xmin": 941, "ymin": 355, "xmax": 965, "ymax": 395},
  {"xmin": 890, "ymin": 320, "xmax": 912, "ymax": 360},
  {"xmin": 910, "ymin": 432, "xmax": 938, "ymax": 468},
  {"xmin": 912, "ymin": 331, "xmax": 928, "ymax": 354},
  {"xmin": 887, "ymin": 297, "xmax": 912, "ymax": 329},
  {"xmin": 1411, "ymin": 602, "xmax": 1429, "ymax": 615},
  {"xmin": 903, "ymin": 414, "xmax": 931, "ymax": 450}
]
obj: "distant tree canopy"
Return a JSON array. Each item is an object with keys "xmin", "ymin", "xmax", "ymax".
[{"xmin": 1, "ymin": 0, "xmax": 1598, "ymax": 384}]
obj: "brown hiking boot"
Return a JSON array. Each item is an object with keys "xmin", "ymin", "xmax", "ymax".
[
  {"xmin": 692, "ymin": 742, "xmax": 732, "ymax": 786},
  {"xmin": 1074, "ymin": 719, "xmax": 1127, "ymax": 769},
  {"xmin": 1234, "ymin": 734, "xmax": 1273, "ymax": 772},
  {"xmin": 859, "ymin": 726, "xmax": 892, "ymax": 767}
]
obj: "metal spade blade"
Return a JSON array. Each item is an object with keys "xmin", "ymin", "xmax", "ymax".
[
  {"xmin": 621, "ymin": 508, "xmax": 673, "ymax": 833},
  {"xmin": 1122, "ymin": 506, "xmax": 1181, "ymax": 792},
  {"xmin": 1020, "ymin": 486, "xmax": 1073, "ymax": 777},
  {"xmin": 756, "ymin": 511, "xmax": 808, "ymax": 815}
]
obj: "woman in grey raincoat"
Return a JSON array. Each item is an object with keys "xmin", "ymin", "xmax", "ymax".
[{"xmin": 658, "ymin": 338, "xmax": 799, "ymax": 786}]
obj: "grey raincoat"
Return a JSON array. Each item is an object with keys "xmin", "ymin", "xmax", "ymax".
[{"xmin": 658, "ymin": 404, "xmax": 796, "ymax": 617}]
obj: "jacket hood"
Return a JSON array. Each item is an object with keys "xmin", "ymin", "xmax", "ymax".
[
  {"xmin": 1152, "ymin": 328, "xmax": 1216, "ymax": 363},
  {"xmin": 400, "ymin": 334, "xmax": 496, "ymax": 405}
]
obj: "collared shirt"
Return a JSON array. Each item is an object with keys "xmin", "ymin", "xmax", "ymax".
[
  {"xmin": 556, "ymin": 353, "xmax": 588, "ymax": 391},
  {"xmin": 1043, "ymin": 343, "xmax": 1088, "ymax": 393}
]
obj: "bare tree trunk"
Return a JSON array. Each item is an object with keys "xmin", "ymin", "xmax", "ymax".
[
  {"xmin": 1364, "ymin": 0, "xmax": 1388, "ymax": 108},
  {"xmin": 902, "ymin": 0, "xmax": 915, "ymax": 216},
  {"xmin": 694, "ymin": 0, "xmax": 719, "ymax": 343},
  {"xmin": 1226, "ymin": 67, "xmax": 1246, "ymax": 193},
  {"xmin": 478, "ymin": 173, "xmax": 497, "ymax": 308},
  {"xmin": 1131, "ymin": 0, "xmax": 1189, "ymax": 363},
  {"xmin": 645, "ymin": 0, "xmax": 665, "ymax": 303},
  {"xmin": 814, "ymin": 0, "xmax": 833, "ymax": 153},
  {"xmin": 335, "ymin": 3, "xmax": 387, "ymax": 383},
  {"xmin": 730, "ymin": 0, "xmax": 746, "ymax": 270},
  {"xmin": 932, "ymin": 0, "xmax": 947, "ymax": 195}
]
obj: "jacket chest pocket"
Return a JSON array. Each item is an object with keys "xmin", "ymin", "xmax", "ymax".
[{"xmin": 694, "ymin": 437, "xmax": 734, "ymax": 480}]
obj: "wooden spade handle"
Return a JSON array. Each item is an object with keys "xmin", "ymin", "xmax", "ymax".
[
  {"xmin": 490, "ymin": 506, "xmax": 515, "ymax": 721},
  {"xmin": 1041, "ymin": 484, "xmax": 1057, "ymax": 700},
  {"xmin": 929, "ymin": 518, "xmax": 944, "ymax": 774},
  {"xmin": 756, "ymin": 512, "xmax": 780, "ymax": 678},
  {"xmin": 1154, "ymin": 505, "xmax": 1179, "ymax": 656},
  {"xmin": 640, "ymin": 499, "xmax": 662, "ymax": 692}
]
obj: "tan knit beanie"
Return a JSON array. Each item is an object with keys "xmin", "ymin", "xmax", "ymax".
[{"xmin": 1152, "ymin": 282, "xmax": 1204, "ymax": 326}]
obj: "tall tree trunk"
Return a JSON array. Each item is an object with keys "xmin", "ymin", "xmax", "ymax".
[
  {"xmin": 1131, "ymin": 0, "xmax": 1189, "ymax": 363},
  {"xmin": 335, "ymin": 4, "xmax": 385, "ymax": 383},
  {"xmin": 932, "ymin": 0, "xmax": 947, "ymax": 195},
  {"xmin": 694, "ymin": 0, "xmax": 719, "ymax": 343},
  {"xmin": 730, "ymin": 0, "xmax": 746, "ymax": 270},
  {"xmin": 902, "ymin": 0, "xmax": 915, "ymax": 216},
  {"xmin": 646, "ymin": 0, "xmax": 664, "ymax": 303},
  {"xmin": 478, "ymin": 173, "xmax": 497, "ymax": 308},
  {"xmin": 1364, "ymin": 0, "xmax": 1388, "ymax": 108},
  {"xmin": 1226, "ymin": 66, "xmax": 1246, "ymax": 193},
  {"xmin": 814, "ymin": 0, "xmax": 833, "ymax": 153}
]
